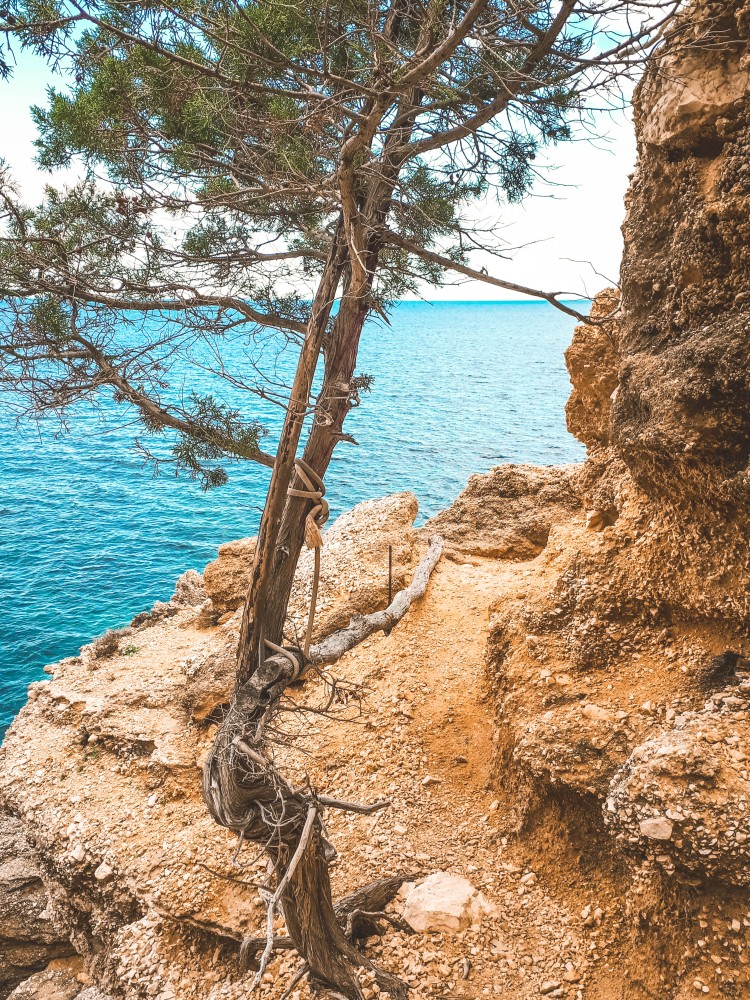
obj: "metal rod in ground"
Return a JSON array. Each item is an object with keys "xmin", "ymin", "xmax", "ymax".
[{"xmin": 388, "ymin": 545, "xmax": 392, "ymax": 606}]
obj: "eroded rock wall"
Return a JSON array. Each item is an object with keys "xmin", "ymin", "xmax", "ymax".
[
  {"xmin": 483, "ymin": 5, "xmax": 750, "ymax": 994},
  {"xmin": 558, "ymin": 0, "xmax": 750, "ymax": 634},
  {"xmin": 616, "ymin": 4, "xmax": 750, "ymax": 507}
]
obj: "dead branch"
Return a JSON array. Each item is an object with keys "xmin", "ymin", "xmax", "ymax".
[
  {"xmin": 381, "ymin": 230, "xmax": 595, "ymax": 322},
  {"xmin": 251, "ymin": 804, "xmax": 317, "ymax": 989},
  {"xmin": 310, "ymin": 535, "xmax": 444, "ymax": 665}
]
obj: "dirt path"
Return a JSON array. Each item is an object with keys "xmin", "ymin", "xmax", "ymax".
[{"xmin": 276, "ymin": 555, "xmax": 593, "ymax": 1000}]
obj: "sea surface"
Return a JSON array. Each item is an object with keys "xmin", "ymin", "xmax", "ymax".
[{"xmin": 0, "ymin": 301, "xmax": 586, "ymax": 736}]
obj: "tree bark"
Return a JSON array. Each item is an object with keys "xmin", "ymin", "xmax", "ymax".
[
  {"xmin": 202, "ymin": 547, "xmax": 444, "ymax": 998},
  {"xmin": 235, "ymin": 226, "xmax": 346, "ymax": 685},
  {"xmin": 235, "ymin": 259, "xmax": 378, "ymax": 681}
]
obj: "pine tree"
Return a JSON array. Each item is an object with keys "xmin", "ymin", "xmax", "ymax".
[{"xmin": 0, "ymin": 1, "xmax": 678, "ymax": 993}]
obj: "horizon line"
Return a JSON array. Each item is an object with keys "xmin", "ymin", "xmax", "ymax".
[{"xmin": 392, "ymin": 297, "xmax": 593, "ymax": 305}]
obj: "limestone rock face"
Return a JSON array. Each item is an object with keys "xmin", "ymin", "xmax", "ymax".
[
  {"xmin": 613, "ymin": 4, "xmax": 750, "ymax": 506},
  {"xmin": 555, "ymin": 0, "xmax": 750, "ymax": 636},
  {"xmin": 402, "ymin": 872, "xmax": 497, "ymax": 934},
  {"xmin": 203, "ymin": 537, "xmax": 257, "ymax": 613},
  {"xmin": 639, "ymin": 42, "xmax": 750, "ymax": 150},
  {"xmin": 0, "ymin": 812, "xmax": 74, "ymax": 998},
  {"xmin": 202, "ymin": 492, "xmax": 422, "ymax": 635},
  {"xmin": 425, "ymin": 464, "xmax": 580, "ymax": 560},
  {"xmin": 482, "ymin": 13, "xmax": 750, "ymax": 922}
]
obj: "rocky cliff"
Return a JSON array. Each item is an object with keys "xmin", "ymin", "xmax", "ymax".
[
  {"xmin": 2, "ymin": 4, "xmax": 750, "ymax": 999},
  {"xmin": 482, "ymin": 3, "xmax": 750, "ymax": 996}
]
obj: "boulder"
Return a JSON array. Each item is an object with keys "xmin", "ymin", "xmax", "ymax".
[
  {"xmin": 604, "ymin": 687, "xmax": 750, "ymax": 885},
  {"xmin": 0, "ymin": 811, "xmax": 74, "ymax": 998},
  {"xmin": 202, "ymin": 492, "xmax": 421, "ymax": 630},
  {"xmin": 564, "ymin": 289, "xmax": 621, "ymax": 452},
  {"xmin": 401, "ymin": 872, "xmax": 497, "ymax": 934},
  {"xmin": 425, "ymin": 464, "xmax": 580, "ymax": 560},
  {"xmin": 203, "ymin": 537, "xmax": 257, "ymax": 614}
]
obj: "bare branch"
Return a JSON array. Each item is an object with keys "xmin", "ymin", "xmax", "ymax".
[
  {"xmin": 380, "ymin": 230, "xmax": 593, "ymax": 321},
  {"xmin": 310, "ymin": 535, "xmax": 444, "ymax": 666}
]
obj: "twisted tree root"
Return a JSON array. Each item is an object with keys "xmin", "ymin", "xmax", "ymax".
[
  {"xmin": 240, "ymin": 874, "xmax": 417, "ymax": 969},
  {"xmin": 202, "ymin": 539, "xmax": 443, "ymax": 999}
]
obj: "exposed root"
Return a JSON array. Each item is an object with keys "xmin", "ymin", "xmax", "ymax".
[
  {"xmin": 202, "ymin": 540, "xmax": 443, "ymax": 998},
  {"xmin": 239, "ymin": 875, "xmax": 415, "ymax": 970}
]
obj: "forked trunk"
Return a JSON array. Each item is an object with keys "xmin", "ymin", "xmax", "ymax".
[
  {"xmin": 235, "ymin": 228, "xmax": 345, "ymax": 686},
  {"xmin": 236, "ymin": 285, "xmax": 373, "ymax": 680},
  {"xmin": 204, "ymin": 235, "xmax": 411, "ymax": 998},
  {"xmin": 210, "ymin": 183, "xmax": 411, "ymax": 993}
]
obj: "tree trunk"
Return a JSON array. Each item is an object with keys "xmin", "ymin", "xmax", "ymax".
[
  {"xmin": 235, "ymin": 264, "xmax": 377, "ymax": 681},
  {"xmin": 222, "ymin": 117, "xmax": 414, "ymax": 996},
  {"xmin": 235, "ymin": 227, "xmax": 346, "ymax": 685}
]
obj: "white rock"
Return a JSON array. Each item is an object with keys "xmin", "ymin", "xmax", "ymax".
[
  {"xmin": 639, "ymin": 816, "xmax": 674, "ymax": 841},
  {"xmin": 582, "ymin": 703, "xmax": 614, "ymax": 722},
  {"xmin": 70, "ymin": 843, "xmax": 86, "ymax": 863},
  {"xmin": 402, "ymin": 871, "xmax": 498, "ymax": 934},
  {"xmin": 94, "ymin": 862, "xmax": 113, "ymax": 881}
]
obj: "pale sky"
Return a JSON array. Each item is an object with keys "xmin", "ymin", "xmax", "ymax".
[{"xmin": 1, "ymin": 50, "xmax": 636, "ymax": 302}]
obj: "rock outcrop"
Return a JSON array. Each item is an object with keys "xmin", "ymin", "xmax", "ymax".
[
  {"xmin": 616, "ymin": 18, "xmax": 750, "ymax": 509},
  {"xmin": 0, "ymin": 812, "xmax": 74, "ymax": 998},
  {"xmin": 605, "ymin": 678, "xmax": 750, "ymax": 886},
  {"xmin": 203, "ymin": 492, "xmax": 421, "ymax": 628},
  {"xmin": 425, "ymin": 465, "xmax": 580, "ymax": 560},
  {"xmin": 0, "ymin": 493, "xmax": 429, "ymax": 1000},
  {"xmin": 488, "ymin": 0, "xmax": 750, "ymax": 822},
  {"xmin": 563, "ymin": 288, "xmax": 620, "ymax": 452},
  {"xmin": 169, "ymin": 570, "xmax": 206, "ymax": 609},
  {"xmin": 202, "ymin": 537, "xmax": 257, "ymax": 614}
]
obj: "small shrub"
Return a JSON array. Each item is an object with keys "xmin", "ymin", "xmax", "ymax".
[
  {"xmin": 121, "ymin": 645, "xmax": 139, "ymax": 657},
  {"xmin": 88, "ymin": 628, "xmax": 130, "ymax": 660}
]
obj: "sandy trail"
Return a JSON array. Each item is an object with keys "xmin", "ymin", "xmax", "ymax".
[{"xmin": 279, "ymin": 555, "xmax": 593, "ymax": 1000}]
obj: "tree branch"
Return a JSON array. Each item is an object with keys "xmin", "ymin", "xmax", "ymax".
[
  {"xmin": 310, "ymin": 534, "xmax": 444, "ymax": 665},
  {"xmin": 380, "ymin": 230, "xmax": 593, "ymax": 321}
]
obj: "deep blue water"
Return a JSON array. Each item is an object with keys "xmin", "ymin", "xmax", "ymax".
[{"xmin": 0, "ymin": 301, "xmax": 585, "ymax": 736}]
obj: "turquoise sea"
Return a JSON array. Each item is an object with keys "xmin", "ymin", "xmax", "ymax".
[{"xmin": 0, "ymin": 301, "xmax": 586, "ymax": 736}]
